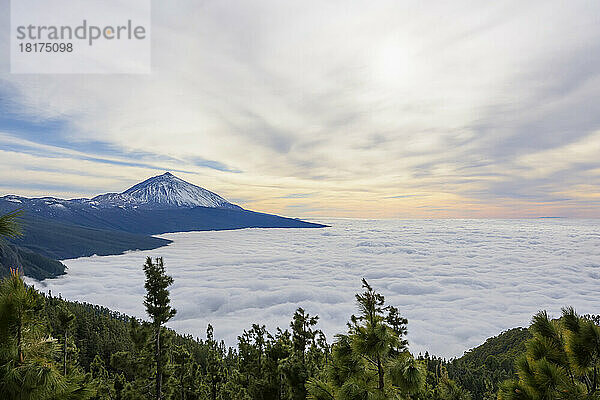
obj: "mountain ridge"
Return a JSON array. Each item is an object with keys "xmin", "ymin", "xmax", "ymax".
[
  {"xmin": 2, "ymin": 172, "xmax": 242, "ymax": 211},
  {"xmin": 0, "ymin": 173, "xmax": 326, "ymax": 279}
]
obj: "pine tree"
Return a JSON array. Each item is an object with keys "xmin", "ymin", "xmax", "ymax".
[
  {"xmin": 0, "ymin": 209, "xmax": 23, "ymax": 239},
  {"xmin": 90, "ymin": 354, "xmax": 117, "ymax": 400},
  {"xmin": 307, "ymin": 279, "xmax": 425, "ymax": 400},
  {"xmin": 172, "ymin": 344, "xmax": 192, "ymax": 400},
  {"xmin": 280, "ymin": 307, "xmax": 325, "ymax": 400},
  {"xmin": 57, "ymin": 305, "xmax": 75, "ymax": 375},
  {"xmin": 143, "ymin": 257, "xmax": 177, "ymax": 400},
  {"xmin": 0, "ymin": 270, "xmax": 92, "ymax": 400},
  {"xmin": 203, "ymin": 325, "xmax": 228, "ymax": 400},
  {"xmin": 498, "ymin": 307, "xmax": 600, "ymax": 400},
  {"xmin": 110, "ymin": 318, "xmax": 153, "ymax": 399}
]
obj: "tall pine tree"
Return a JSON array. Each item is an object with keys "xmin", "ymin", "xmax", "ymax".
[
  {"xmin": 307, "ymin": 279, "xmax": 425, "ymax": 400},
  {"xmin": 143, "ymin": 257, "xmax": 177, "ymax": 400}
]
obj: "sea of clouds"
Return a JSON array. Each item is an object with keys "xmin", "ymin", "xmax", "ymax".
[{"xmin": 27, "ymin": 219, "xmax": 600, "ymax": 358}]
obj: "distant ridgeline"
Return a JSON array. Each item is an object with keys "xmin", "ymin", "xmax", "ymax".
[{"xmin": 0, "ymin": 172, "xmax": 326, "ymax": 279}]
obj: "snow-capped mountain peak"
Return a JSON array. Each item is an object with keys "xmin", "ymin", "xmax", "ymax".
[
  {"xmin": 90, "ymin": 172, "xmax": 240, "ymax": 210},
  {"xmin": 0, "ymin": 173, "xmax": 240, "ymax": 212}
]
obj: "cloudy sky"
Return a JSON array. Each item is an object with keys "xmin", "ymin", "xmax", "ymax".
[{"xmin": 2, "ymin": 0, "xmax": 600, "ymax": 218}]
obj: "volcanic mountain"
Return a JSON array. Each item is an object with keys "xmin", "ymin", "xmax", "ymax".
[
  {"xmin": 0, "ymin": 173, "xmax": 326, "ymax": 279},
  {"xmin": 89, "ymin": 172, "xmax": 241, "ymax": 210}
]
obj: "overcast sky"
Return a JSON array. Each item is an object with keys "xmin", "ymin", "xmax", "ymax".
[{"xmin": 1, "ymin": 0, "xmax": 600, "ymax": 218}]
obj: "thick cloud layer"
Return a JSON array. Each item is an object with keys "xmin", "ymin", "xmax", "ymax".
[{"xmin": 27, "ymin": 219, "xmax": 600, "ymax": 357}]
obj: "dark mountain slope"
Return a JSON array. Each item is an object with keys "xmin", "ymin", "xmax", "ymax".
[
  {"xmin": 46, "ymin": 206, "xmax": 320, "ymax": 234},
  {"xmin": 0, "ymin": 241, "xmax": 66, "ymax": 280},
  {"xmin": 11, "ymin": 216, "xmax": 172, "ymax": 260},
  {"xmin": 0, "ymin": 202, "xmax": 325, "ymax": 235},
  {"xmin": 446, "ymin": 327, "xmax": 531, "ymax": 399}
]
